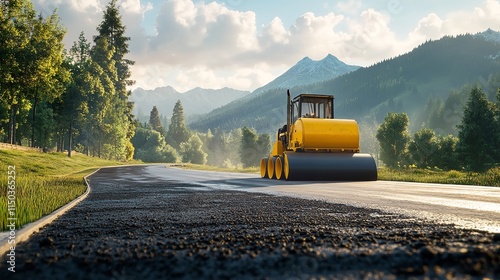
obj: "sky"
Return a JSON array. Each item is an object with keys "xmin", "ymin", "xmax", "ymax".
[{"xmin": 31, "ymin": 0, "xmax": 500, "ymax": 92}]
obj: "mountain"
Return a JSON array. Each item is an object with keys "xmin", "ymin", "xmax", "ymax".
[
  {"xmin": 253, "ymin": 54, "xmax": 360, "ymax": 94},
  {"xmin": 130, "ymin": 86, "xmax": 250, "ymax": 122},
  {"xmin": 475, "ymin": 28, "xmax": 500, "ymax": 44},
  {"xmin": 189, "ymin": 31, "xmax": 500, "ymax": 136}
]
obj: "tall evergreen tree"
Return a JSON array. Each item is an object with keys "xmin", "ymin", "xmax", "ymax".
[
  {"xmin": 457, "ymin": 86, "xmax": 496, "ymax": 171},
  {"xmin": 59, "ymin": 32, "xmax": 93, "ymax": 157},
  {"xmin": 376, "ymin": 112, "xmax": 411, "ymax": 168},
  {"xmin": 94, "ymin": 0, "xmax": 135, "ymax": 158},
  {"xmin": 166, "ymin": 100, "xmax": 190, "ymax": 149},
  {"xmin": 149, "ymin": 106, "xmax": 165, "ymax": 135},
  {"xmin": 89, "ymin": 36, "xmax": 116, "ymax": 158},
  {"xmin": 95, "ymin": 0, "xmax": 134, "ymax": 87}
]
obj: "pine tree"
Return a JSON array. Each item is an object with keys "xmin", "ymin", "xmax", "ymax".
[
  {"xmin": 376, "ymin": 112, "xmax": 411, "ymax": 168},
  {"xmin": 166, "ymin": 100, "xmax": 190, "ymax": 149},
  {"xmin": 95, "ymin": 0, "xmax": 134, "ymax": 88},
  {"xmin": 457, "ymin": 86, "xmax": 496, "ymax": 171},
  {"xmin": 89, "ymin": 36, "xmax": 116, "ymax": 158},
  {"xmin": 149, "ymin": 106, "xmax": 165, "ymax": 135},
  {"xmin": 93, "ymin": 0, "xmax": 135, "ymax": 160},
  {"xmin": 56, "ymin": 32, "xmax": 95, "ymax": 157}
]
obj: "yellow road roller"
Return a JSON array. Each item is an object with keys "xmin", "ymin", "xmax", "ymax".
[{"xmin": 260, "ymin": 90, "xmax": 377, "ymax": 181}]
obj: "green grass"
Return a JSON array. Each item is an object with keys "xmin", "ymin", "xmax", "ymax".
[
  {"xmin": 0, "ymin": 148, "xmax": 134, "ymax": 231},
  {"xmin": 378, "ymin": 167, "xmax": 500, "ymax": 187}
]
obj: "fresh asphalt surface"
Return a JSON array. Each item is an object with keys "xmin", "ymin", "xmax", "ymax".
[
  {"xmin": 1, "ymin": 164, "xmax": 499, "ymax": 279},
  {"xmin": 152, "ymin": 165, "xmax": 500, "ymax": 233}
]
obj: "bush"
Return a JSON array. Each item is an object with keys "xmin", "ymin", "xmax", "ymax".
[
  {"xmin": 447, "ymin": 170, "xmax": 461, "ymax": 178},
  {"xmin": 484, "ymin": 167, "xmax": 500, "ymax": 187},
  {"xmin": 180, "ymin": 135, "xmax": 207, "ymax": 164}
]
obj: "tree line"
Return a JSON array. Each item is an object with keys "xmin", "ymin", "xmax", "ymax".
[
  {"xmin": 133, "ymin": 101, "xmax": 271, "ymax": 168},
  {"xmin": 376, "ymin": 86, "xmax": 500, "ymax": 172},
  {"xmin": 0, "ymin": 0, "xmax": 135, "ymax": 160}
]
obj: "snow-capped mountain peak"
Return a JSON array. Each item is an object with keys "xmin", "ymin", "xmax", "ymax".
[
  {"xmin": 475, "ymin": 28, "xmax": 500, "ymax": 44},
  {"xmin": 253, "ymin": 54, "xmax": 360, "ymax": 94}
]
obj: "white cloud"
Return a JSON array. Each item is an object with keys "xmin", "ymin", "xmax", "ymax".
[
  {"xmin": 146, "ymin": 0, "xmax": 259, "ymax": 67},
  {"xmin": 31, "ymin": 0, "xmax": 500, "ymax": 92},
  {"xmin": 409, "ymin": 13, "xmax": 444, "ymax": 42},
  {"xmin": 343, "ymin": 9, "xmax": 397, "ymax": 61},
  {"xmin": 32, "ymin": 0, "xmax": 151, "ymax": 54},
  {"xmin": 120, "ymin": 0, "xmax": 152, "ymax": 15},
  {"xmin": 410, "ymin": 0, "xmax": 500, "ymax": 42},
  {"xmin": 260, "ymin": 17, "xmax": 289, "ymax": 45},
  {"xmin": 288, "ymin": 12, "xmax": 346, "ymax": 55},
  {"xmin": 132, "ymin": 62, "xmax": 277, "ymax": 93}
]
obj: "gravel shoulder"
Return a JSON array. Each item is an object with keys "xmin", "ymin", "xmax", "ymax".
[{"xmin": 1, "ymin": 165, "xmax": 499, "ymax": 279}]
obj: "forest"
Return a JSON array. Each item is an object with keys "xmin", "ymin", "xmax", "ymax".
[
  {"xmin": 133, "ymin": 101, "xmax": 270, "ymax": 168},
  {"xmin": 0, "ymin": 0, "xmax": 270, "ymax": 167},
  {"xmin": 1, "ymin": 0, "xmax": 135, "ymax": 160},
  {"xmin": 376, "ymin": 86, "xmax": 500, "ymax": 173}
]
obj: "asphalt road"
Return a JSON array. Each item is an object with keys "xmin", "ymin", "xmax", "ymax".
[
  {"xmin": 1, "ymin": 165, "xmax": 499, "ymax": 279},
  {"xmin": 148, "ymin": 165, "xmax": 500, "ymax": 233}
]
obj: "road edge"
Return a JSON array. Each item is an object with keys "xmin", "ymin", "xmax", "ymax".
[{"xmin": 0, "ymin": 168, "xmax": 100, "ymax": 256}]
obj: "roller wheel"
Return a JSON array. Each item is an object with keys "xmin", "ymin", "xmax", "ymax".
[
  {"xmin": 259, "ymin": 157, "xmax": 268, "ymax": 178},
  {"xmin": 275, "ymin": 156, "xmax": 285, "ymax": 180},
  {"xmin": 267, "ymin": 156, "xmax": 277, "ymax": 179}
]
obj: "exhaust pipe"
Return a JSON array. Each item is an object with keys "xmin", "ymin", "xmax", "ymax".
[{"xmin": 287, "ymin": 90, "xmax": 291, "ymax": 148}]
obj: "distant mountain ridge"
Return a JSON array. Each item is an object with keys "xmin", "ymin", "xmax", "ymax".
[
  {"xmin": 189, "ymin": 30, "xmax": 500, "ymax": 136},
  {"xmin": 130, "ymin": 86, "xmax": 250, "ymax": 122},
  {"xmin": 253, "ymin": 54, "xmax": 360, "ymax": 94},
  {"xmin": 475, "ymin": 28, "xmax": 500, "ymax": 44}
]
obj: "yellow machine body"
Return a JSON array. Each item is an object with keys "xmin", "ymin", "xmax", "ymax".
[
  {"xmin": 289, "ymin": 118, "xmax": 360, "ymax": 152},
  {"xmin": 261, "ymin": 91, "xmax": 377, "ymax": 181}
]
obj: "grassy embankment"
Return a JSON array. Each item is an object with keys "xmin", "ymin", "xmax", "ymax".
[
  {"xmin": 0, "ymin": 147, "xmax": 130, "ymax": 231},
  {"xmin": 379, "ymin": 167, "xmax": 500, "ymax": 187},
  {"xmin": 181, "ymin": 164, "xmax": 500, "ymax": 187}
]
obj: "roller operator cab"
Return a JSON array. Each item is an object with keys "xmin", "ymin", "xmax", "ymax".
[{"xmin": 260, "ymin": 90, "xmax": 378, "ymax": 181}]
